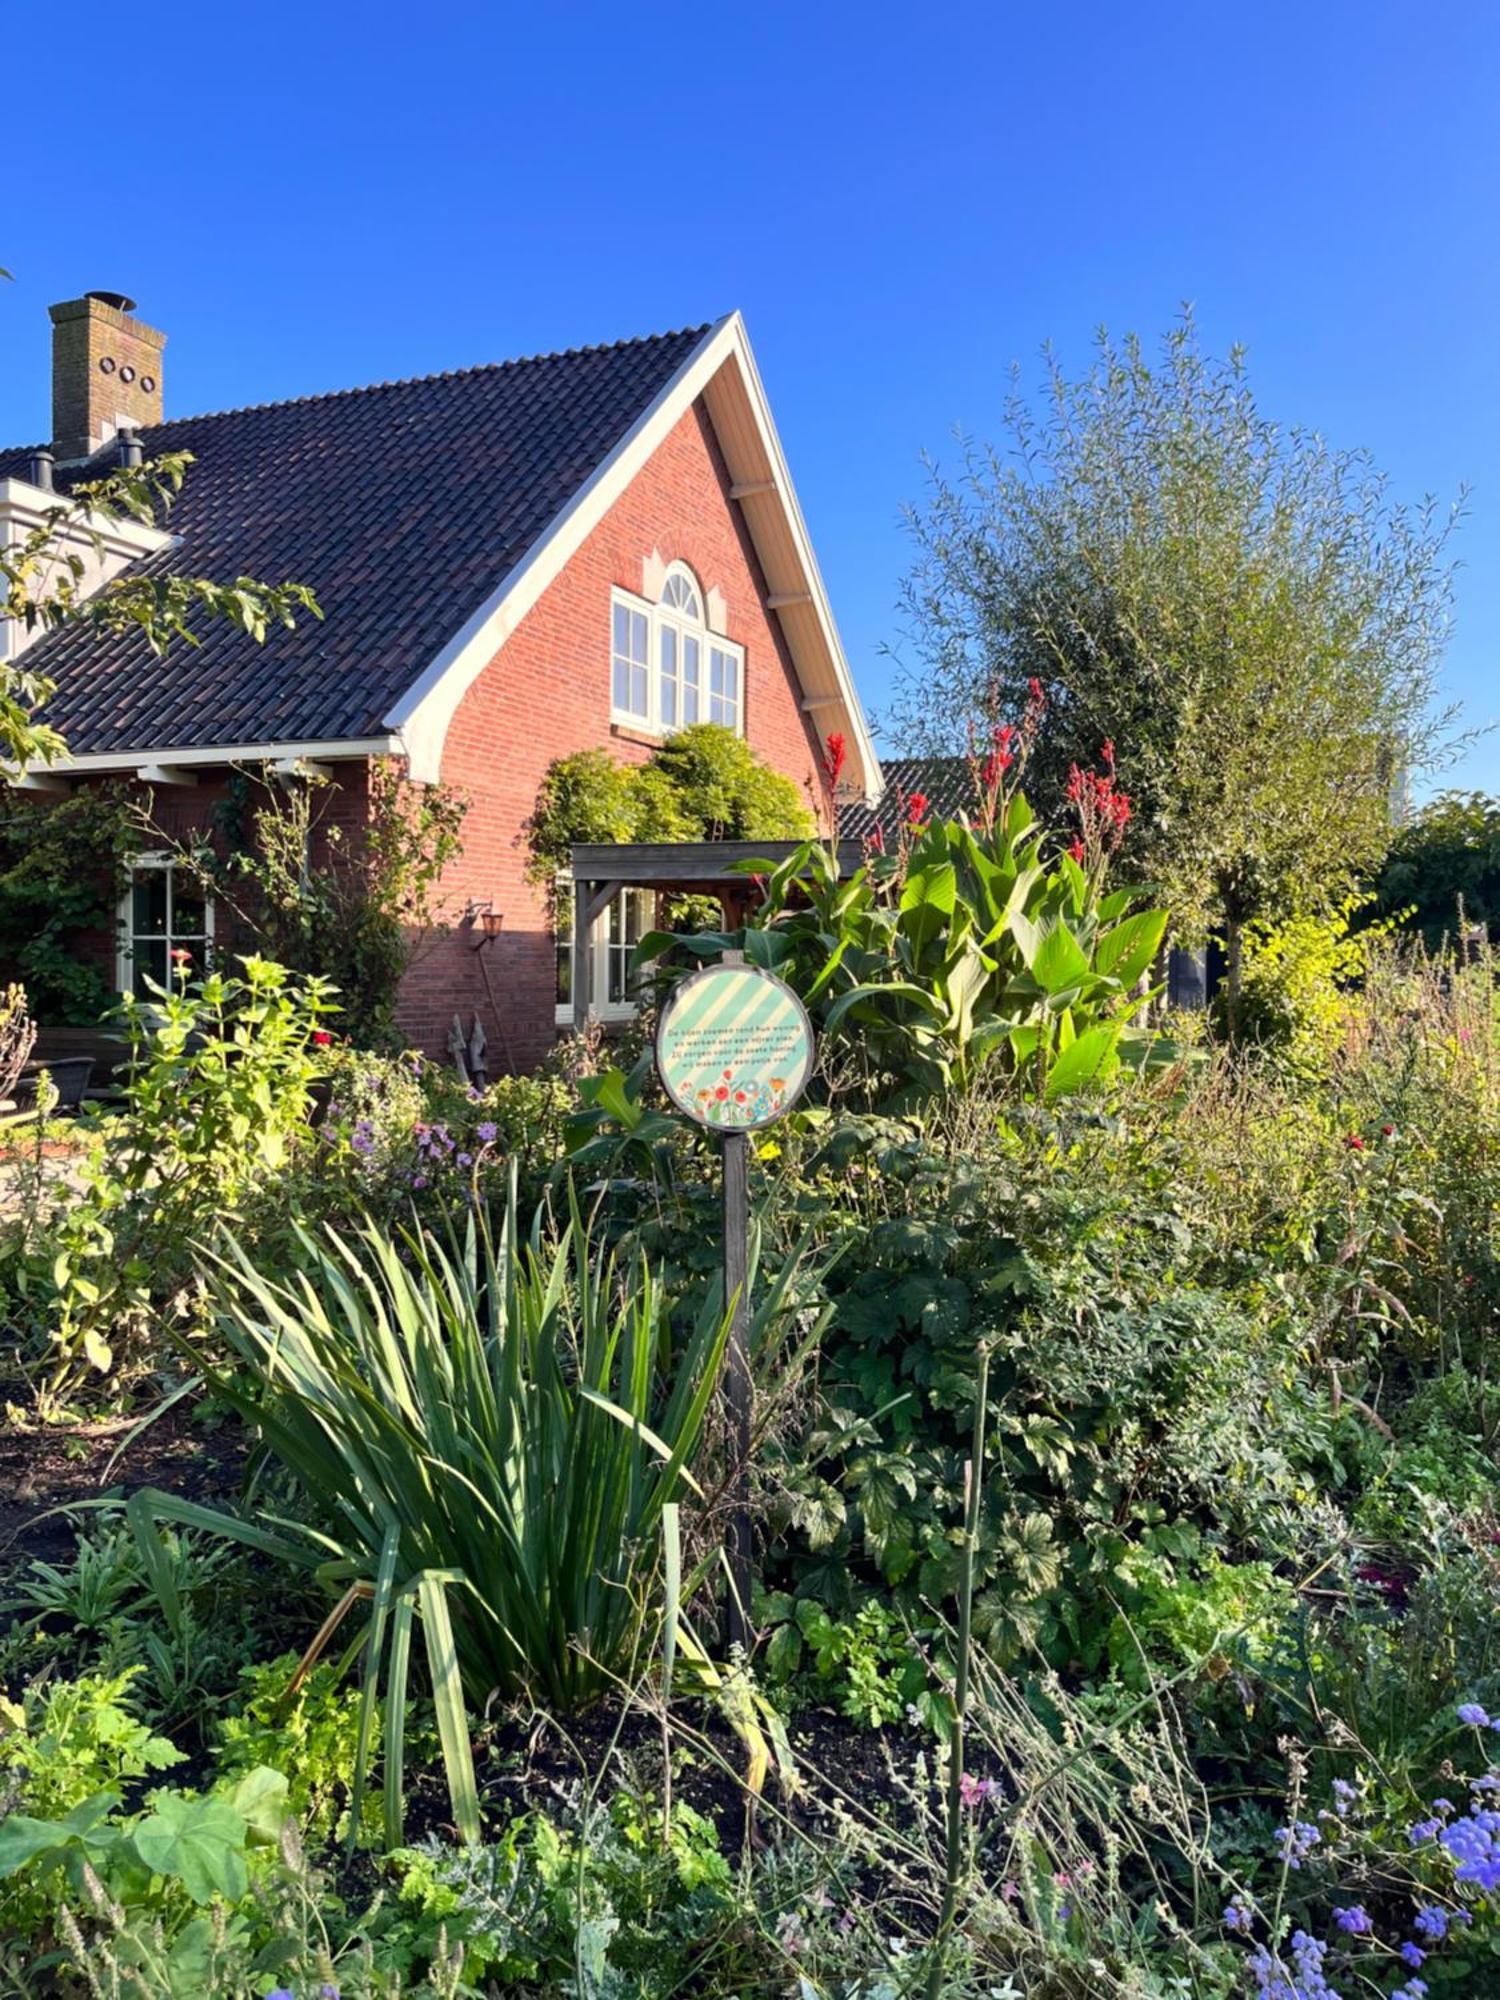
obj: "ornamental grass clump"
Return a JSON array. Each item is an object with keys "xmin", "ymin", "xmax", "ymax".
[{"xmin": 130, "ymin": 1174, "xmax": 731, "ymax": 1842}]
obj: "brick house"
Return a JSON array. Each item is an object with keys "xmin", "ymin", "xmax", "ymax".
[{"xmin": 0, "ymin": 293, "xmax": 878, "ymax": 1068}]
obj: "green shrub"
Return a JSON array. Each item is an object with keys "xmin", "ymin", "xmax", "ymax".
[
  {"xmin": 38, "ymin": 955, "xmax": 337, "ymax": 1388},
  {"xmin": 216, "ymin": 1652, "xmax": 379, "ymax": 1845}
]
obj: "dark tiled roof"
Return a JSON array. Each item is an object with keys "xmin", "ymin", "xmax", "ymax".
[
  {"xmin": 0, "ymin": 325, "xmax": 713, "ymax": 754},
  {"xmin": 837, "ymin": 755, "xmax": 975, "ymax": 840}
]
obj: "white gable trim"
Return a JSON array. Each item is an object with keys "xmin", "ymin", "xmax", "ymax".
[{"xmin": 384, "ymin": 313, "xmax": 880, "ymax": 800}]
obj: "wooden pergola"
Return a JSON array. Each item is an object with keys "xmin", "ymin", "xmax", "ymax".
[{"xmin": 568, "ymin": 839, "xmax": 864, "ymax": 1032}]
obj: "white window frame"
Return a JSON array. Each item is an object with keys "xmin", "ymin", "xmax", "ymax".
[
  {"xmin": 117, "ymin": 854, "xmax": 215, "ymax": 998},
  {"xmin": 609, "ymin": 561, "xmax": 744, "ymax": 738},
  {"xmin": 554, "ymin": 874, "xmax": 656, "ymax": 1026}
]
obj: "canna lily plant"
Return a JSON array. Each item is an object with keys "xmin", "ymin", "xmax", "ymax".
[{"xmin": 635, "ymin": 720, "xmax": 1171, "ymax": 1114}]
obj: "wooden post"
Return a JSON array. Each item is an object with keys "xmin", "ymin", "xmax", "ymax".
[
  {"xmin": 572, "ymin": 878, "xmax": 594, "ymax": 1035},
  {"xmin": 721, "ymin": 1121, "xmax": 753, "ymax": 1652},
  {"xmin": 719, "ymin": 945, "xmax": 755, "ymax": 1650}
]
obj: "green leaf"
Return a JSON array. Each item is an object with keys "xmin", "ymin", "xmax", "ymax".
[
  {"xmin": 219, "ymin": 1766, "xmax": 288, "ymax": 1845},
  {"xmin": 417, "ymin": 1572, "xmax": 481, "ymax": 1846},
  {"xmin": 1032, "ymin": 924, "xmax": 1092, "ymax": 996},
  {"xmin": 130, "ymin": 1794, "xmax": 249, "ymax": 1904},
  {"xmin": 898, "ymin": 860, "xmax": 957, "ymax": 957},
  {"xmin": 1045, "ymin": 1021, "xmax": 1122, "ymax": 1100},
  {"xmin": 1094, "ymin": 909, "xmax": 1169, "ymax": 988}
]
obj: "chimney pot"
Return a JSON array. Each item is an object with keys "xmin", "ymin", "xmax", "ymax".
[
  {"xmin": 49, "ymin": 292, "xmax": 165, "ymax": 462},
  {"xmin": 27, "ymin": 448, "xmax": 54, "ymax": 491},
  {"xmin": 117, "ymin": 428, "xmax": 143, "ymax": 470}
]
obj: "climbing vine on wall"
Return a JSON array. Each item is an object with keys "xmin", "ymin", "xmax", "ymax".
[{"xmin": 0, "ymin": 784, "xmax": 139, "ymax": 1023}]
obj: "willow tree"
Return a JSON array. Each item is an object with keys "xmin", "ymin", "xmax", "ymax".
[{"xmin": 888, "ymin": 314, "xmax": 1460, "ymax": 1022}]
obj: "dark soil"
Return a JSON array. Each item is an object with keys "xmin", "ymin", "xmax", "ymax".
[
  {"xmin": 0, "ymin": 1394, "xmax": 249, "ymax": 1574},
  {"xmin": 1, "ymin": 1387, "xmax": 916, "ymax": 1857}
]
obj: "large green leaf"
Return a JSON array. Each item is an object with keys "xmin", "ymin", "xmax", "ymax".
[
  {"xmin": 131, "ymin": 1794, "xmax": 250, "ymax": 1904},
  {"xmin": 1094, "ymin": 909, "xmax": 1169, "ymax": 988},
  {"xmin": 898, "ymin": 861, "xmax": 957, "ymax": 957},
  {"xmin": 1032, "ymin": 924, "xmax": 1092, "ymax": 996},
  {"xmin": 1044, "ymin": 1021, "xmax": 1122, "ymax": 1100}
]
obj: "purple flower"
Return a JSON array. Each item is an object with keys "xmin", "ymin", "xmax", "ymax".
[
  {"xmin": 1400, "ymin": 1943, "xmax": 1425, "ymax": 1968},
  {"xmin": 1457, "ymin": 1703, "xmax": 1491, "ymax": 1728},
  {"xmin": 1330, "ymin": 1778, "xmax": 1357, "ymax": 1816},
  {"xmin": 456, "ymin": 1152, "xmax": 473, "ymax": 1168},
  {"xmin": 1407, "ymin": 1816, "xmax": 1441, "ymax": 1844},
  {"xmin": 1440, "ymin": 1807, "xmax": 1500, "ymax": 1891},
  {"xmin": 1412, "ymin": 1905, "xmax": 1448, "ymax": 1940},
  {"xmin": 351, "ymin": 1119, "xmax": 376, "ymax": 1155},
  {"xmin": 1223, "ymin": 1899, "xmax": 1254, "ymax": 1933},
  {"xmin": 476, "ymin": 1120, "xmax": 498, "ymax": 1144},
  {"xmin": 265, "ymin": 1990, "xmax": 296, "ymax": 2000},
  {"xmin": 411, "ymin": 1173, "xmax": 428, "ymax": 1189},
  {"xmin": 1274, "ymin": 1820, "xmax": 1321, "ymax": 1868},
  {"xmin": 1334, "ymin": 1904, "xmax": 1371, "ymax": 1934},
  {"xmin": 1392, "ymin": 1984, "xmax": 1429, "ymax": 2000}
]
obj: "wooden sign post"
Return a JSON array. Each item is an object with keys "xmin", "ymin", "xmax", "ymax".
[{"xmin": 655, "ymin": 952, "xmax": 814, "ymax": 1649}]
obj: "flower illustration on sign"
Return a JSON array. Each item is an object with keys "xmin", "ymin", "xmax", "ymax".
[{"xmin": 693, "ymin": 1063, "xmax": 788, "ymax": 1127}]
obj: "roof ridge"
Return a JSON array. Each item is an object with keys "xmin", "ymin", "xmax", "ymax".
[{"xmin": 135, "ymin": 322, "xmax": 717, "ymax": 431}]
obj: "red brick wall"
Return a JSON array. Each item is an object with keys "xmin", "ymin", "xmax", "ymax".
[{"xmin": 397, "ymin": 398, "xmax": 833, "ymax": 1068}]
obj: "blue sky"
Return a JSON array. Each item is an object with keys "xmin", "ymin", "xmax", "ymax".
[{"xmin": 4, "ymin": 0, "xmax": 1497, "ymax": 792}]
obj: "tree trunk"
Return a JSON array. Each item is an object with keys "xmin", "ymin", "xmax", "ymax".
[{"xmin": 1224, "ymin": 915, "xmax": 1243, "ymax": 1039}]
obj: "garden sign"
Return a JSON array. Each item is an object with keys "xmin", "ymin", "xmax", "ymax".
[{"xmin": 655, "ymin": 956, "xmax": 813, "ymax": 1644}]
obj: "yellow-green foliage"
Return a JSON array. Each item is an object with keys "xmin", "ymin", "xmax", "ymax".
[
  {"xmin": 527, "ymin": 723, "xmax": 813, "ymax": 883},
  {"xmin": 1237, "ymin": 897, "xmax": 1399, "ymax": 1068}
]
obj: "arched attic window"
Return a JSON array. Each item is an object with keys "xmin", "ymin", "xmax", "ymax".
[{"xmin": 610, "ymin": 561, "xmax": 742, "ymax": 734}]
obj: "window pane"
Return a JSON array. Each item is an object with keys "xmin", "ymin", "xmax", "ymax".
[
  {"xmin": 683, "ymin": 636, "xmax": 700, "ymax": 723},
  {"xmin": 612, "ymin": 604, "xmax": 650, "ymax": 717},
  {"xmin": 555, "ymin": 882, "xmax": 573, "ymax": 1008},
  {"xmin": 132, "ymin": 869, "xmax": 167, "ymax": 936},
  {"xmin": 133, "ymin": 938, "xmax": 168, "ymax": 999},
  {"xmin": 171, "ymin": 876, "xmax": 206, "ymax": 940}
]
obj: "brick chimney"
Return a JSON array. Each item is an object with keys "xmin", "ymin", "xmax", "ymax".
[{"xmin": 49, "ymin": 291, "xmax": 166, "ymax": 462}]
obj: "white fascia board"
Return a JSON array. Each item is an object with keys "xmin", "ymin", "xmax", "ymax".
[
  {"xmin": 16, "ymin": 735, "xmax": 397, "ymax": 779},
  {"xmin": 385, "ymin": 313, "xmax": 882, "ymax": 798},
  {"xmin": 719, "ymin": 317, "xmax": 882, "ymax": 802}
]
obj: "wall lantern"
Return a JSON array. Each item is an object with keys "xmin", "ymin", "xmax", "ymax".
[{"xmin": 465, "ymin": 900, "xmax": 505, "ymax": 948}]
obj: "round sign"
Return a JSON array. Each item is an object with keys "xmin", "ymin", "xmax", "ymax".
[{"xmin": 656, "ymin": 961, "xmax": 814, "ymax": 1131}]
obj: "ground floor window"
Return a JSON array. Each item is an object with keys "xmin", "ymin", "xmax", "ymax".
[
  {"xmin": 554, "ymin": 878, "xmax": 655, "ymax": 1024},
  {"xmin": 117, "ymin": 857, "xmax": 212, "ymax": 999}
]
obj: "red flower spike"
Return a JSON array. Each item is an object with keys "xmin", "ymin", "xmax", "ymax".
[
  {"xmin": 906, "ymin": 791, "xmax": 930, "ymax": 826},
  {"xmin": 1069, "ymin": 838, "xmax": 1086, "ymax": 865},
  {"xmin": 823, "ymin": 731, "xmax": 848, "ymax": 789}
]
